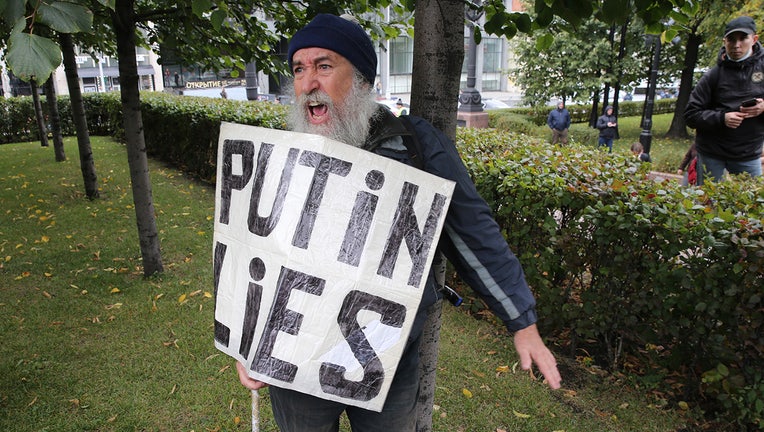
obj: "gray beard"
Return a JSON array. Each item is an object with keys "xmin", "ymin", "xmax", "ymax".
[{"xmin": 287, "ymin": 81, "xmax": 380, "ymax": 148}]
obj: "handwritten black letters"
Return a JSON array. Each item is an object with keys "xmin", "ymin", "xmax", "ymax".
[{"xmin": 213, "ymin": 124, "xmax": 453, "ymax": 411}]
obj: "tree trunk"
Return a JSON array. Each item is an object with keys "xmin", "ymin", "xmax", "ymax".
[
  {"xmin": 60, "ymin": 32, "xmax": 100, "ymax": 199},
  {"xmin": 44, "ymin": 78, "xmax": 66, "ymax": 161},
  {"xmin": 410, "ymin": 0, "xmax": 464, "ymax": 142},
  {"xmin": 612, "ymin": 20, "xmax": 629, "ymax": 141},
  {"xmin": 113, "ymin": 0, "xmax": 164, "ymax": 276},
  {"xmin": 30, "ymin": 79, "xmax": 49, "ymax": 147},
  {"xmin": 411, "ymin": 1, "xmax": 464, "ymax": 429},
  {"xmin": 665, "ymin": 31, "xmax": 701, "ymax": 139}
]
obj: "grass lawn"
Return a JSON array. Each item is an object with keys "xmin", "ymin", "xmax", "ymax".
[
  {"xmin": 569, "ymin": 112, "xmax": 694, "ymax": 173},
  {"xmin": 1, "ymin": 136, "xmax": 692, "ymax": 431}
]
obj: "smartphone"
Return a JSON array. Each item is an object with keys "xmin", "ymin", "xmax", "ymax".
[{"xmin": 741, "ymin": 98, "xmax": 758, "ymax": 107}]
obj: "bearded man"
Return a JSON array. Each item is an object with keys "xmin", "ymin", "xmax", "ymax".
[{"xmin": 235, "ymin": 13, "xmax": 561, "ymax": 432}]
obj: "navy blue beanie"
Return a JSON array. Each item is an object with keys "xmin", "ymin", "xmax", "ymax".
[{"xmin": 288, "ymin": 14, "xmax": 377, "ymax": 85}]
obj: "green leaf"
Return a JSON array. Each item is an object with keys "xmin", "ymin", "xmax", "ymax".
[
  {"xmin": 536, "ymin": 33, "xmax": 554, "ymax": 51},
  {"xmin": 484, "ymin": 12, "xmax": 505, "ymax": 35},
  {"xmin": 513, "ymin": 13, "xmax": 532, "ymax": 34},
  {"xmin": 192, "ymin": 0, "xmax": 213, "ymax": 18},
  {"xmin": 6, "ymin": 32, "xmax": 62, "ymax": 81},
  {"xmin": 601, "ymin": 0, "xmax": 630, "ymax": 24},
  {"xmin": 535, "ymin": 5, "xmax": 554, "ymax": 28},
  {"xmin": 210, "ymin": 9, "xmax": 226, "ymax": 31},
  {"xmin": 717, "ymin": 363, "xmax": 729, "ymax": 377},
  {"xmin": 97, "ymin": 0, "xmax": 116, "ymax": 10},
  {"xmin": 38, "ymin": 2, "xmax": 93, "ymax": 34},
  {"xmin": 1, "ymin": 0, "xmax": 26, "ymax": 23},
  {"xmin": 502, "ymin": 21, "xmax": 517, "ymax": 39}
]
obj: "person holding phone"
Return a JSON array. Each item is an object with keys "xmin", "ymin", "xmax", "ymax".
[{"xmin": 684, "ymin": 16, "xmax": 764, "ymax": 184}]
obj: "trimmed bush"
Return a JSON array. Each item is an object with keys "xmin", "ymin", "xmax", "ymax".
[{"xmin": 457, "ymin": 127, "xmax": 763, "ymax": 430}]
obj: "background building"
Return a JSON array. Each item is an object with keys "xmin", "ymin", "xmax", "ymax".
[{"xmin": 1, "ymin": 1, "xmax": 522, "ymax": 102}]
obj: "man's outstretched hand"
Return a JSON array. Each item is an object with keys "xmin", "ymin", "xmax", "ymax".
[{"xmin": 514, "ymin": 324, "xmax": 562, "ymax": 389}]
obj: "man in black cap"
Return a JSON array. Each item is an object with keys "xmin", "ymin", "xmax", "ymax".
[
  {"xmin": 235, "ymin": 13, "xmax": 561, "ymax": 431},
  {"xmin": 685, "ymin": 16, "xmax": 764, "ymax": 184}
]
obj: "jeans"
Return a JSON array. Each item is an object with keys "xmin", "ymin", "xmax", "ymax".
[
  {"xmin": 269, "ymin": 336, "xmax": 422, "ymax": 432},
  {"xmin": 598, "ymin": 137, "xmax": 613, "ymax": 153},
  {"xmin": 696, "ymin": 153, "xmax": 762, "ymax": 185}
]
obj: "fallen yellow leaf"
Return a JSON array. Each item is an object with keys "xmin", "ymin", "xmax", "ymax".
[
  {"xmin": 178, "ymin": 293, "xmax": 187, "ymax": 303},
  {"xmin": 496, "ymin": 365, "xmax": 509, "ymax": 373},
  {"xmin": 462, "ymin": 388, "xmax": 473, "ymax": 398},
  {"xmin": 203, "ymin": 291, "xmax": 212, "ymax": 298},
  {"xmin": 110, "ymin": 287, "xmax": 120, "ymax": 294},
  {"xmin": 513, "ymin": 410, "xmax": 531, "ymax": 418},
  {"xmin": 678, "ymin": 401, "xmax": 689, "ymax": 410}
]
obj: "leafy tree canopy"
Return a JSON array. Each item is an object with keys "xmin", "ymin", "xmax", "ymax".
[{"xmin": 2, "ymin": 0, "xmax": 705, "ymax": 85}]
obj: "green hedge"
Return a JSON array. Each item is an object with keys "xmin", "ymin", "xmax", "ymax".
[
  {"xmin": 497, "ymin": 98, "xmax": 677, "ymax": 127},
  {"xmin": 2, "ymin": 92, "xmax": 760, "ymax": 428},
  {"xmin": 457, "ymin": 127, "xmax": 763, "ymax": 430}
]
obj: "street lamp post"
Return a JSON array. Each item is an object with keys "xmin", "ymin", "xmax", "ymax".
[
  {"xmin": 245, "ymin": 61, "xmax": 259, "ymax": 101},
  {"xmin": 458, "ymin": 2, "xmax": 484, "ymax": 113},
  {"xmin": 638, "ymin": 34, "xmax": 661, "ymax": 162}
]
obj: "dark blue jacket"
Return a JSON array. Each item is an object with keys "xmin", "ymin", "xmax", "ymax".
[
  {"xmin": 365, "ymin": 108, "xmax": 538, "ymax": 342},
  {"xmin": 547, "ymin": 107, "xmax": 571, "ymax": 131}
]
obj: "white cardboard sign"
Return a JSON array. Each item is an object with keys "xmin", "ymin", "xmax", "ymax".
[{"xmin": 212, "ymin": 122, "xmax": 455, "ymax": 411}]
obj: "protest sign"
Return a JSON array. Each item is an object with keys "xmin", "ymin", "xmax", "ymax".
[{"xmin": 213, "ymin": 122, "xmax": 455, "ymax": 411}]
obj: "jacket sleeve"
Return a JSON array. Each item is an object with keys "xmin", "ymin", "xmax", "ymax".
[
  {"xmin": 546, "ymin": 111, "xmax": 554, "ymax": 129},
  {"xmin": 409, "ymin": 117, "xmax": 538, "ymax": 332},
  {"xmin": 564, "ymin": 111, "xmax": 571, "ymax": 129},
  {"xmin": 684, "ymin": 68, "xmax": 725, "ymax": 131},
  {"xmin": 595, "ymin": 115, "xmax": 607, "ymax": 130}
]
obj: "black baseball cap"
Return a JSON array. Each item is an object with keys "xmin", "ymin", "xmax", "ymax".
[{"xmin": 724, "ymin": 16, "xmax": 756, "ymax": 38}]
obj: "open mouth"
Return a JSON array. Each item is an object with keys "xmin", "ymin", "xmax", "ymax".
[{"xmin": 308, "ymin": 102, "xmax": 328, "ymax": 120}]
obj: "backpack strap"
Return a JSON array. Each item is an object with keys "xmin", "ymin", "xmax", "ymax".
[{"xmin": 397, "ymin": 115, "xmax": 424, "ymax": 170}]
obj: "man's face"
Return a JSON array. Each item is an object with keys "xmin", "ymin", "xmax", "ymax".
[
  {"xmin": 291, "ymin": 47, "xmax": 355, "ymax": 127},
  {"xmin": 724, "ymin": 32, "xmax": 759, "ymax": 60},
  {"xmin": 557, "ymin": 102, "xmax": 564, "ymax": 109},
  {"xmin": 287, "ymin": 47, "xmax": 379, "ymax": 147}
]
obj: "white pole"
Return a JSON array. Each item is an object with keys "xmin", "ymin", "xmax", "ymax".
[
  {"xmin": 97, "ymin": 57, "xmax": 106, "ymax": 92},
  {"xmin": 251, "ymin": 389, "xmax": 260, "ymax": 432}
]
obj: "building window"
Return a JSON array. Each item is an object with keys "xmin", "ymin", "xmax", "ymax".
[
  {"xmin": 390, "ymin": 37, "xmax": 413, "ymax": 75},
  {"xmin": 482, "ymin": 37, "xmax": 501, "ymax": 73}
]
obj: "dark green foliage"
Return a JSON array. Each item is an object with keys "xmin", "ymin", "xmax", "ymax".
[
  {"xmin": 458, "ymin": 127, "xmax": 764, "ymax": 430},
  {"xmin": 0, "ymin": 92, "xmax": 287, "ymax": 181}
]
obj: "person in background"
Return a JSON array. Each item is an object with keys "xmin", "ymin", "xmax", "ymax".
[
  {"xmin": 595, "ymin": 105, "xmax": 617, "ymax": 153},
  {"xmin": 234, "ymin": 13, "xmax": 561, "ymax": 432},
  {"xmin": 630, "ymin": 142, "xmax": 650, "ymax": 162},
  {"xmin": 677, "ymin": 143, "xmax": 698, "ymax": 186},
  {"xmin": 395, "ymin": 98, "xmax": 408, "ymax": 116},
  {"xmin": 684, "ymin": 16, "xmax": 764, "ymax": 185},
  {"xmin": 547, "ymin": 100, "xmax": 571, "ymax": 146}
]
